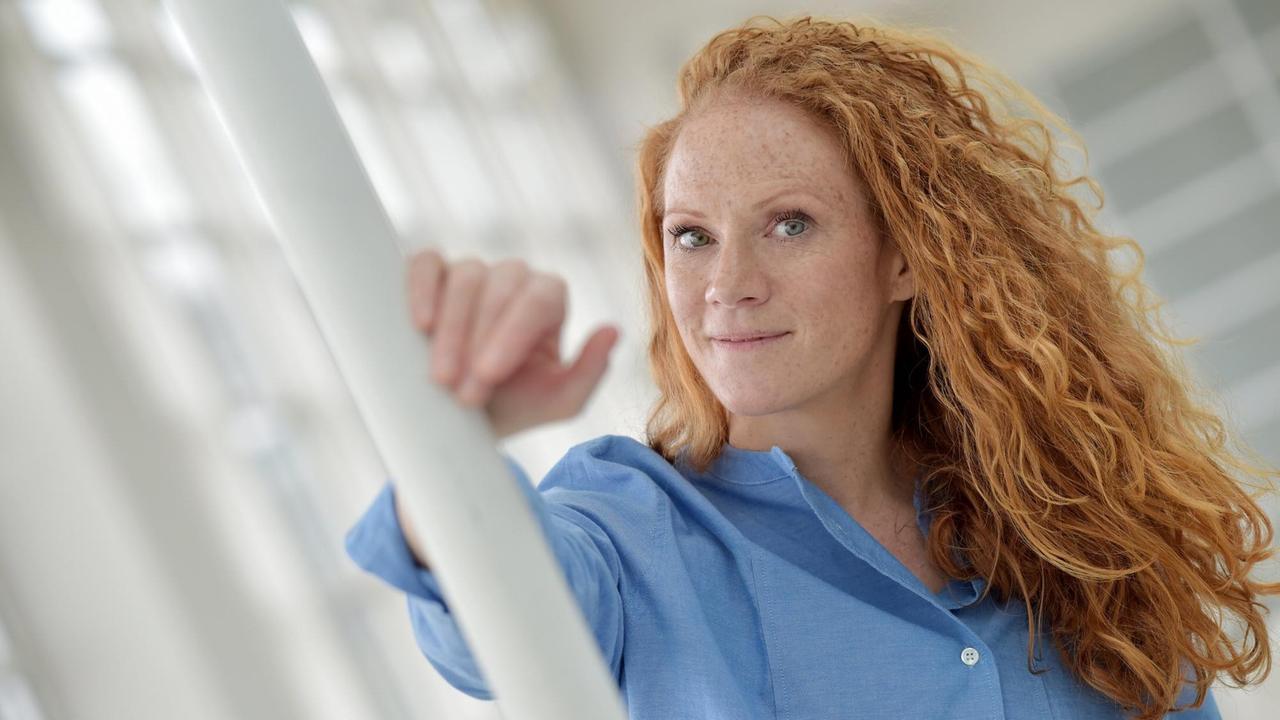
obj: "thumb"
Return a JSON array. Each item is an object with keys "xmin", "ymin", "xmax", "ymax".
[{"xmin": 556, "ymin": 325, "xmax": 620, "ymax": 411}]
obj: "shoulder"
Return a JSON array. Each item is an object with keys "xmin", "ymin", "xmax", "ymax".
[
  {"xmin": 568, "ymin": 434, "xmax": 681, "ymax": 478},
  {"xmin": 535, "ymin": 433, "xmax": 688, "ymax": 517}
]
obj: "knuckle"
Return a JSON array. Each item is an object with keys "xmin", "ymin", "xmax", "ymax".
[
  {"xmin": 488, "ymin": 261, "xmax": 530, "ymax": 297},
  {"xmin": 444, "ymin": 258, "xmax": 487, "ymax": 291},
  {"xmin": 409, "ymin": 247, "xmax": 442, "ymax": 267},
  {"xmin": 469, "ymin": 363, "xmax": 501, "ymax": 385},
  {"xmin": 407, "ymin": 249, "xmax": 442, "ymax": 283},
  {"xmin": 494, "ymin": 258, "xmax": 529, "ymax": 275},
  {"xmin": 453, "ymin": 257, "xmax": 485, "ymax": 274},
  {"xmin": 530, "ymin": 272, "xmax": 567, "ymax": 300}
]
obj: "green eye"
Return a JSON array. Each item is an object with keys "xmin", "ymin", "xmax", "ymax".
[
  {"xmin": 669, "ymin": 226, "xmax": 711, "ymax": 252},
  {"xmin": 682, "ymin": 230, "xmax": 710, "ymax": 248}
]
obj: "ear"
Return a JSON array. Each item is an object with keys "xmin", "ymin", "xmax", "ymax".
[{"xmin": 887, "ymin": 243, "xmax": 915, "ymax": 303}]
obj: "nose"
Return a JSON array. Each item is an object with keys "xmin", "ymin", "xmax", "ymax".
[{"xmin": 705, "ymin": 238, "xmax": 769, "ymax": 307}]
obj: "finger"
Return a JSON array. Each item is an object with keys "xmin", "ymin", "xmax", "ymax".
[
  {"xmin": 465, "ymin": 260, "xmax": 530, "ymax": 376},
  {"xmin": 430, "ymin": 258, "xmax": 486, "ymax": 387},
  {"xmin": 456, "ymin": 261, "xmax": 530, "ymax": 406},
  {"xmin": 554, "ymin": 325, "xmax": 621, "ymax": 414},
  {"xmin": 407, "ymin": 248, "xmax": 445, "ymax": 332},
  {"xmin": 471, "ymin": 273, "xmax": 567, "ymax": 386}
]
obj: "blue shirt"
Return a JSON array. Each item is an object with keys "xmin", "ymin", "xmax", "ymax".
[{"xmin": 345, "ymin": 433, "xmax": 1219, "ymax": 718}]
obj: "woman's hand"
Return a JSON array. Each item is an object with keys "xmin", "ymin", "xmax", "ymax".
[{"xmin": 407, "ymin": 248, "xmax": 621, "ymax": 440}]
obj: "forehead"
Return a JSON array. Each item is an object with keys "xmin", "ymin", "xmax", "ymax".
[{"xmin": 662, "ymin": 95, "xmax": 858, "ymax": 211}]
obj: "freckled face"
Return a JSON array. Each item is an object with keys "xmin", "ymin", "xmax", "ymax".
[{"xmin": 661, "ymin": 93, "xmax": 912, "ymax": 417}]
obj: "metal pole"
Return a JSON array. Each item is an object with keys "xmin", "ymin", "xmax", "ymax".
[{"xmin": 160, "ymin": 2, "xmax": 628, "ymax": 718}]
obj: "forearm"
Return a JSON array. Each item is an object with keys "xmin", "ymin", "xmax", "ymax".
[{"xmin": 392, "ymin": 488, "xmax": 433, "ymax": 570}]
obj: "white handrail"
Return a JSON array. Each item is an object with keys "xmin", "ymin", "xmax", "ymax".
[{"xmin": 160, "ymin": 2, "xmax": 629, "ymax": 718}]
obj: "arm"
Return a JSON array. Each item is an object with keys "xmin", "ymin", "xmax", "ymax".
[
  {"xmin": 344, "ymin": 453, "xmax": 626, "ymax": 700},
  {"xmin": 392, "ymin": 485, "xmax": 433, "ymax": 571}
]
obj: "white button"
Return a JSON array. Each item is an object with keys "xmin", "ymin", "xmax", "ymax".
[{"xmin": 960, "ymin": 647, "xmax": 981, "ymax": 666}]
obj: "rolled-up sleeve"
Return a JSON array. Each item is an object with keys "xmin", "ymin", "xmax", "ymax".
[{"xmin": 343, "ymin": 453, "xmax": 625, "ymax": 701}]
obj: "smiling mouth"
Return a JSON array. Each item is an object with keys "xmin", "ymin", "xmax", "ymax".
[
  {"xmin": 710, "ymin": 331, "xmax": 789, "ymax": 342},
  {"xmin": 712, "ymin": 332, "xmax": 790, "ymax": 349}
]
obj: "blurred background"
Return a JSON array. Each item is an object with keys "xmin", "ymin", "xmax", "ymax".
[{"xmin": 0, "ymin": 0, "xmax": 1277, "ymax": 717}]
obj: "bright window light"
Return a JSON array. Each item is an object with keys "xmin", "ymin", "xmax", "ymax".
[
  {"xmin": 430, "ymin": 0, "xmax": 518, "ymax": 99},
  {"xmin": 55, "ymin": 60, "xmax": 193, "ymax": 230},
  {"xmin": 371, "ymin": 20, "xmax": 438, "ymax": 98},
  {"xmin": 489, "ymin": 110, "xmax": 558, "ymax": 220},
  {"xmin": 406, "ymin": 102, "xmax": 500, "ymax": 228},
  {"xmin": 139, "ymin": 233, "xmax": 225, "ymax": 296},
  {"xmin": 18, "ymin": 0, "xmax": 111, "ymax": 59}
]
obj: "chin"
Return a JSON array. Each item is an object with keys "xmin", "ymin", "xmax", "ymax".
[{"xmin": 713, "ymin": 388, "xmax": 792, "ymax": 417}]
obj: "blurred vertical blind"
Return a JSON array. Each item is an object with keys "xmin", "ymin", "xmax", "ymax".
[{"xmin": 1044, "ymin": 0, "xmax": 1280, "ymax": 489}]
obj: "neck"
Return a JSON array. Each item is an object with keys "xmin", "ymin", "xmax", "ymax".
[{"xmin": 726, "ymin": 311, "xmax": 916, "ymax": 516}]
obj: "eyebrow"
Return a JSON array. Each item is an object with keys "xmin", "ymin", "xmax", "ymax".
[{"xmin": 663, "ymin": 188, "xmax": 824, "ymax": 218}]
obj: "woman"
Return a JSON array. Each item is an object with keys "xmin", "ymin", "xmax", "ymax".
[{"xmin": 345, "ymin": 15, "xmax": 1279, "ymax": 719}]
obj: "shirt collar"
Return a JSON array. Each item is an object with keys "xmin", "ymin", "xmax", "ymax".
[
  {"xmin": 706, "ymin": 441, "xmax": 796, "ymax": 485},
  {"xmin": 709, "ymin": 442, "xmax": 931, "ymax": 528},
  {"xmin": 706, "ymin": 440, "xmax": 985, "ymax": 610}
]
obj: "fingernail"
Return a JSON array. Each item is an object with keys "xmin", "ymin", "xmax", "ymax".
[
  {"xmin": 414, "ymin": 304, "xmax": 433, "ymax": 330},
  {"xmin": 457, "ymin": 376, "xmax": 484, "ymax": 406},
  {"xmin": 432, "ymin": 352, "xmax": 456, "ymax": 382},
  {"xmin": 432, "ymin": 362, "xmax": 453, "ymax": 385}
]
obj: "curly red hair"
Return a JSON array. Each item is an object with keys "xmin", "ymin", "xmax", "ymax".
[{"xmin": 633, "ymin": 15, "xmax": 1280, "ymax": 719}]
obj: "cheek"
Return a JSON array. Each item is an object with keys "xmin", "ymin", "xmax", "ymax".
[
  {"xmin": 804, "ymin": 254, "xmax": 884, "ymax": 335},
  {"xmin": 664, "ymin": 267, "xmax": 701, "ymax": 319}
]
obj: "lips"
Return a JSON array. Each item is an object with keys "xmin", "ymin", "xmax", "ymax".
[
  {"xmin": 711, "ymin": 331, "xmax": 789, "ymax": 342},
  {"xmin": 711, "ymin": 330, "xmax": 788, "ymax": 340}
]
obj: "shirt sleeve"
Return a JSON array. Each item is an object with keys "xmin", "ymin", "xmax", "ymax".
[{"xmin": 343, "ymin": 452, "xmax": 625, "ymax": 701}]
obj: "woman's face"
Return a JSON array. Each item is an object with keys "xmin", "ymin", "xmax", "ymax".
[{"xmin": 661, "ymin": 92, "xmax": 914, "ymax": 419}]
